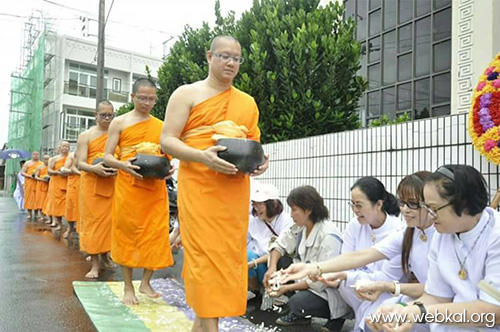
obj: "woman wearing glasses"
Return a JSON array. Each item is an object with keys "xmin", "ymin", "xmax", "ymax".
[{"xmin": 367, "ymin": 165, "xmax": 500, "ymax": 331}]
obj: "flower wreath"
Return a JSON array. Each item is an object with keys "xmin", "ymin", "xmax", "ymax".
[{"xmin": 469, "ymin": 52, "xmax": 500, "ymax": 164}]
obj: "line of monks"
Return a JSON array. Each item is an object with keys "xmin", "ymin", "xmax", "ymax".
[{"xmin": 19, "ymin": 35, "xmax": 268, "ymax": 332}]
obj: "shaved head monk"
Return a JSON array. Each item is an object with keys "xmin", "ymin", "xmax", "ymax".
[
  {"xmin": 21, "ymin": 151, "xmax": 43, "ymax": 220},
  {"xmin": 161, "ymin": 35, "xmax": 269, "ymax": 332},
  {"xmin": 105, "ymin": 79, "xmax": 174, "ymax": 304},
  {"xmin": 48, "ymin": 141, "xmax": 70, "ymax": 230},
  {"xmin": 77, "ymin": 100, "xmax": 117, "ymax": 279}
]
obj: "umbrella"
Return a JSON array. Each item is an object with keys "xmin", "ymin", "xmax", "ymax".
[{"xmin": 0, "ymin": 149, "xmax": 31, "ymax": 160}]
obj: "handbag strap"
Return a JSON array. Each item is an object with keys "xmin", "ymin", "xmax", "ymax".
[{"xmin": 264, "ymin": 220, "xmax": 279, "ymax": 237}]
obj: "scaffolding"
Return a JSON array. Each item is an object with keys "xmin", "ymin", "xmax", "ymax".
[{"xmin": 4, "ymin": 14, "xmax": 45, "ymax": 192}]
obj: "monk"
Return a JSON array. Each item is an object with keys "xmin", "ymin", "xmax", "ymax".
[
  {"xmin": 77, "ymin": 100, "xmax": 117, "ymax": 279},
  {"xmin": 34, "ymin": 155, "xmax": 50, "ymax": 221},
  {"xmin": 48, "ymin": 141, "xmax": 70, "ymax": 231},
  {"xmin": 104, "ymin": 79, "xmax": 174, "ymax": 304},
  {"xmin": 161, "ymin": 35, "xmax": 269, "ymax": 332},
  {"xmin": 21, "ymin": 151, "xmax": 44, "ymax": 220},
  {"xmin": 62, "ymin": 152, "xmax": 81, "ymax": 238}
]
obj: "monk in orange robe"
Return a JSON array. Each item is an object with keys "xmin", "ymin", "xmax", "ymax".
[
  {"xmin": 62, "ymin": 152, "xmax": 81, "ymax": 238},
  {"xmin": 21, "ymin": 151, "xmax": 44, "ymax": 220},
  {"xmin": 34, "ymin": 154, "xmax": 50, "ymax": 221},
  {"xmin": 161, "ymin": 36, "xmax": 269, "ymax": 332},
  {"xmin": 48, "ymin": 141, "xmax": 70, "ymax": 230},
  {"xmin": 105, "ymin": 80, "xmax": 174, "ymax": 305},
  {"xmin": 42, "ymin": 155, "xmax": 56, "ymax": 225},
  {"xmin": 77, "ymin": 100, "xmax": 117, "ymax": 279}
]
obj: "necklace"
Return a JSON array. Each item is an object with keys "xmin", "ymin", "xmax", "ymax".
[
  {"xmin": 419, "ymin": 230, "xmax": 427, "ymax": 242},
  {"xmin": 454, "ymin": 219, "xmax": 489, "ymax": 280}
]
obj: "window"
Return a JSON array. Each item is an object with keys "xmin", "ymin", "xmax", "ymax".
[
  {"xmin": 349, "ymin": 0, "xmax": 451, "ymax": 124},
  {"xmin": 369, "ymin": 9, "xmax": 381, "ymax": 37},
  {"xmin": 63, "ymin": 108, "xmax": 96, "ymax": 141},
  {"xmin": 66, "ymin": 62, "xmax": 108, "ymax": 99},
  {"xmin": 415, "ymin": 17, "xmax": 431, "ymax": 77},
  {"xmin": 383, "ymin": 31, "xmax": 396, "ymax": 85},
  {"xmin": 384, "ymin": 0, "xmax": 396, "ymax": 30},
  {"xmin": 113, "ymin": 78, "xmax": 121, "ymax": 92}
]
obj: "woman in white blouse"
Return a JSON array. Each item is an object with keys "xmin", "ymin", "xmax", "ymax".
[{"xmin": 247, "ymin": 183, "xmax": 294, "ymax": 292}]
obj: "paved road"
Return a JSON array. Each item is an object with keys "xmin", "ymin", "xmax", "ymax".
[{"xmin": 0, "ymin": 196, "xmax": 353, "ymax": 332}]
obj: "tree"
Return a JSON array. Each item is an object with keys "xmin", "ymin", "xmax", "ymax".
[{"xmin": 156, "ymin": 0, "xmax": 366, "ymax": 143}]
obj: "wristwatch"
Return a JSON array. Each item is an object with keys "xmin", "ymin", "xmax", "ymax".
[{"xmin": 413, "ymin": 301, "xmax": 428, "ymax": 323}]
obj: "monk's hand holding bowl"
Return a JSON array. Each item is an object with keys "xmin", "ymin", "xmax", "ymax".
[
  {"xmin": 161, "ymin": 161, "xmax": 175, "ymax": 181},
  {"xmin": 251, "ymin": 154, "xmax": 270, "ymax": 177},
  {"xmin": 123, "ymin": 157, "xmax": 143, "ymax": 179},
  {"xmin": 202, "ymin": 145, "xmax": 238, "ymax": 175},
  {"xmin": 92, "ymin": 162, "xmax": 116, "ymax": 178}
]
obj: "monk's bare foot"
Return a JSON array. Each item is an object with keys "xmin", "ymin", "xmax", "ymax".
[
  {"xmin": 85, "ymin": 267, "xmax": 99, "ymax": 279},
  {"xmin": 26, "ymin": 214, "xmax": 32, "ymax": 219},
  {"xmin": 122, "ymin": 289, "xmax": 139, "ymax": 305},
  {"xmin": 139, "ymin": 283, "xmax": 161, "ymax": 299},
  {"xmin": 86, "ymin": 256, "xmax": 91, "ymax": 261},
  {"xmin": 45, "ymin": 219, "xmax": 52, "ymax": 224}
]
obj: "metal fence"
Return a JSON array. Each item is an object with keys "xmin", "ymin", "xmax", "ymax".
[{"xmin": 259, "ymin": 113, "xmax": 500, "ymax": 232}]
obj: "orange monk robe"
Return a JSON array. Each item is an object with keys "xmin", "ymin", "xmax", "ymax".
[
  {"xmin": 111, "ymin": 117, "xmax": 173, "ymax": 270},
  {"xmin": 49, "ymin": 158, "xmax": 68, "ymax": 217},
  {"xmin": 65, "ymin": 174, "xmax": 80, "ymax": 222},
  {"xmin": 43, "ymin": 173, "xmax": 54, "ymax": 216},
  {"xmin": 79, "ymin": 134, "xmax": 115, "ymax": 254},
  {"xmin": 178, "ymin": 87, "xmax": 261, "ymax": 318},
  {"xmin": 35, "ymin": 166, "xmax": 49, "ymax": 210},
  {"xmin": 24, "ymin": 161, "xmax": 43, "ymax": 210}
]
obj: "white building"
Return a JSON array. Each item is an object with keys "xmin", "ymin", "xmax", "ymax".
[
  {"xmin": 320, "ymin": 0, "xmax": 500, "ymax": 125},
  {"xmin": 42, "ymin": 34, "xmax": 163, "ymax": 153}
]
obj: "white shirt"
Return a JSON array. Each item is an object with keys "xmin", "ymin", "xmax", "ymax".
[
  {"xmin": 247, "ymin": 212, "xmax": 293, "ymax": 256},
  {"xmin": 425, "ymin": 207, "xmax": 500, "ymax": 332},
  {"xmin": 342, "ymin": 214, "xmax": 403, "ymax": 272},
  {"xmin": 374, "ymin": 225, "xmax": 436, "ymax": 283}
]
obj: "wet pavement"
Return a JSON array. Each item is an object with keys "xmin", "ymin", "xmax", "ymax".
[{"xmin": 0, "ymin": 196, "xmax": 353, "ymax": 332}]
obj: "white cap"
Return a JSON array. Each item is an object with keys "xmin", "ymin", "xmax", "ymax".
[{"xmin": 251, "ymin": 183, "xmax": 280, "ymax": 202}]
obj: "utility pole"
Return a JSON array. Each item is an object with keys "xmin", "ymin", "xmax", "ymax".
[{"xmin": 96, "ymin": 0, "xmax": 105, "ymax": 109}]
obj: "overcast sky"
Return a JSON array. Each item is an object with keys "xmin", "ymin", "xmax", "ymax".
[{"xmin": 0, "ymin": 0, "xmax": 253, "ymax": 148}]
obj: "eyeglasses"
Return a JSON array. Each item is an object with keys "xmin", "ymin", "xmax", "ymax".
[
  {"xmin": 419, "ymin": 201, "xmax": 452, "ymax": 218},
  {"xmin": 348, "ymin": 201, "xmax": 365, "ymax": 211},
  {"xmin": 135, "ymin": 95, "xmax": 158, "ymax": 104},
  {"xmin": 211, "ymin": 52, "xmax": 244, "ymax": 64},
  {"xmin": 98, "ymin": 113, "xmax": 115, "ymax": 119},
  {"xmin": 397, "ymin": 199, "xmax": 421, "ymax": 210}
]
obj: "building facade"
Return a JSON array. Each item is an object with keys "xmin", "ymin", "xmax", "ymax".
[
  {"xmin": 41, "ymin": 34, "xmax": 163, "ymax": 153},
  {"xmin": 321, "ymin": 0, "xmax": 500, "ymax": 126}
]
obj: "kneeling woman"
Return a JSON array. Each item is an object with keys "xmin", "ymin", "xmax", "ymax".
[
  {"xmin": 264, "ymin": 186, "xmax": 350, "ymax": 332},
  {"xmin": 247, "ymin": 183, "xmax": 294, "ymax": 292}
]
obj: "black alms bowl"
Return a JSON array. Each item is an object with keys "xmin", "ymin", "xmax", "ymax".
[
  {"xmin": 217, "ymin": 138, "xmax": 265, "ymax": 174},
  {"xmin": 131, "ymin": 154, "xmax": 171, "ymax": 178},
  {"xmin": 92, "ymin": 158, "xmax": 104, "ymax": 165}
]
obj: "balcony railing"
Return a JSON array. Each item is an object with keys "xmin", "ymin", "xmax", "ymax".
[{"xmin": 64, "ymin": 81, "xmax": 129, "ymax": 103}]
